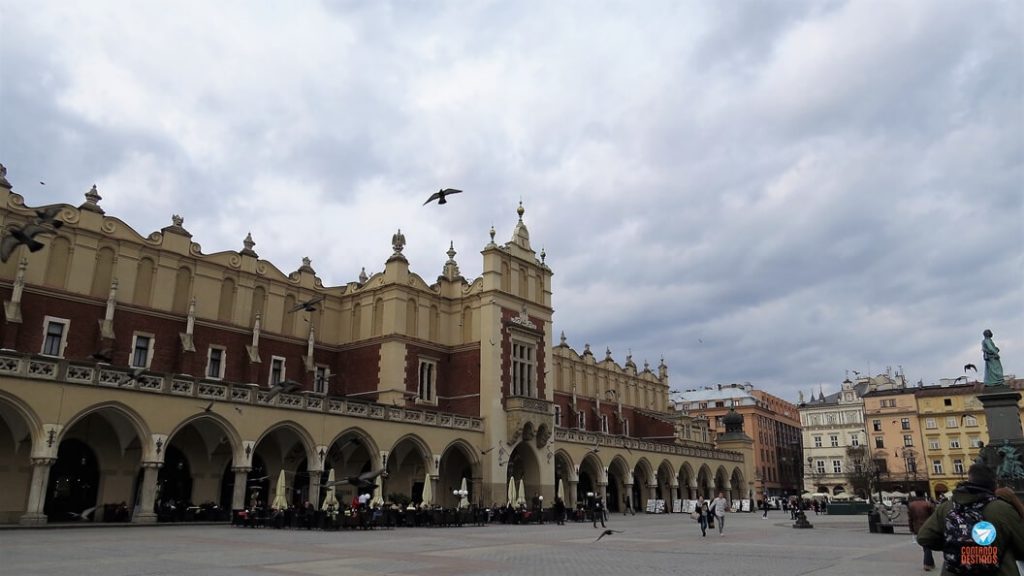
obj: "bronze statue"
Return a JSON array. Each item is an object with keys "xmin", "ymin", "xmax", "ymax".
[
  {"xmin": 996, "ymin": 441, "xmax": 1024, "ymax": 480},
  {"xmin": 982, "ymin": 329, "xmax": 1004, "ymax": 387}
]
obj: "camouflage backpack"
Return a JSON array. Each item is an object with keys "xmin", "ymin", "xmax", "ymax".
[{"xmin": 942, "ymin": 494, "xmax": 1001, "ymax": 575}]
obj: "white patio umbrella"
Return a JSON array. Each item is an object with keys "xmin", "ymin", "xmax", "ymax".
[
  {"xmin": 321, "ymin": 469, "xmax": 339, "ymax": 510},
  {"xmin": 271, "ymin": 470, "xmax": 288, "ymax": 510},
  {"xmin": 421, "ymin": 473, "xmax": 433, "ymax": 507},
  {"xmin": 507, "ymin": 476, "xmax": 516, "ymax": 506},
  {"xmin": 517, "ymin": 478, "xmax": 527, "ymax": 507},
  {"xmin": 459, "ymin": 477, "xmax": 469, "ymax": 509},
  {"xmin": 556, "ymin": 479, "xmax": 565, "ymax": 502}
]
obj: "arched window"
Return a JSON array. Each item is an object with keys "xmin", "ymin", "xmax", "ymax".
[
  {"xmin": 44, "ymin": 236, "xmax": 71, "ymax": 288},
  {"xmin": 372, "ymin": 298, "xmax": 383, "ymax": 336},
  {"xmin": 406, "ymin": 298, "xmax": 418, "ymax": 337},
  {"xmin": 461, "ymin": 306, "xmax": 472, "ymax": 342},
  {"xmin": 172, "ymin": 266, "xmax": 192, "ymax": 313},
  {"xmin": 218, "ymin": 278, "xmax": 235, "ymax": 322},
  {"xmin": 134, "ymin": 257, "xmax": 155, "ymax": 306},
  {"xmin": 250, "ymin": 285, "xmax": 266, "ymax": 327},
  {"xmin": 351, "ymin": 303, "xmax": 362, "ymax": 340},
  {"xmin": 90, "ymin": 247, "xmax": 115, "ymax": 298}
]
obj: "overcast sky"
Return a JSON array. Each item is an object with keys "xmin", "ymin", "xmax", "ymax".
[{"xmin": 1, "ymin": 1, "xmax": 1020, "ymax": 403}]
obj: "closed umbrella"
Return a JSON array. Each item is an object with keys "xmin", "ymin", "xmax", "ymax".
[
  {"xmin": 557, "ymin": 479, "xmax": 564, "ymax": 502},
  {"xmin": 459, "ymin": 477, "xmax": 469, "ymax": 509},
  {"xmin": 517, "ymin": 478, "xmax": 526, "ymax": 507},
  {"xmin": 272, "ymin": 470, "xmax": 288, "ymax": 510},
  {"xmin": 321, "ymin": 469, "xmax": 339, "ymax": 511},
  {"xmin": 421, "ymin": 473, "xmax": 433, "ymax": 507},
  {"xmin": 507, "ymin": 476, "xmax": 516, "ymax": 506}
]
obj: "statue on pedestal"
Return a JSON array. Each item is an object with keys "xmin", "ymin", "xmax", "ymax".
[{"xmin": 982, "ymin": 329, "xmax": 1004, "ymax": 387}]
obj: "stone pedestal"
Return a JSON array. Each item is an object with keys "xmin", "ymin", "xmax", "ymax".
[{"xmin": 979, "ymin": 386, "xmax": 1023, "ymax": 442}]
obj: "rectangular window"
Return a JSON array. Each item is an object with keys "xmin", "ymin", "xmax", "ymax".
[
  {"xmin": 830, "ymin": 435, "xmax": 839, "ymax": 447},
  {"xmin": 963, "ymin": 415, "xmax": 978, "ymax": 427},
  {"xmin": 41, "ymin": 317, "xmax": 70, "ymax": 357},
  {"xmin": 932, "ymin": 460, "xmax": 943, "ymax": 475},
  {"xmin": 929, "ymin": 439, "xmax": 940, "ymax": 451},
  {"xmin": 900, "ymin": 418, "xmax": 911, "ymax": 430},
  {"xmin": 925, "ymin": 418, "xmax": 937, "ymax": 429},
  {"xmin": 511, "ymin": 341, "xmax": 536, "ymax": 397},
  {"xmin": 832, "ymin": 460, "xmax": 842, "ymax": 474},
  {"xmin": 815, "ymin": 460, "xmax": 825, "ymax": 475},
  {"xmin": 874, "ymin": 459, "xmax": 888, "ymax": 474},
  {"xmin": 131, "ymin": 333, "xmax": 154, "ymax": 369},
  {"xmin": 813, "ymin": 436, "xmax": 822, "ymax": 448},
  {"xmin": 601, "ymin": 414, "xmax": 609, "ymax": 434},
  {"xmin": 850, "ymin": 435, "xmax": 860, "ymax": 447},
  {"xmin": 943, "ymin": 398, "xmax": 952, "ymax": 407},
  {"xmin": 314, "ymin": 365, "xmax": 329, "ymax": 394},
  {"xmin": 872, "ymin": 420, "xmax": 882, "ymax": 432},
  {"xmin": 950, "ymin": 438, "xmax": 961, "ymax": 449},
  {"xmin": 946, "ymin": 417, "xmax": 958, "ymax": 428},
  {"xmin": 953, "ymin": 459, "xmax": 964, "ymax": 475},
  {"xmin": 623, "ymin": 419, "xmax": 629, "ymax": 437},
  {"xmin": 206, "ymin": 347, "xmax": 225, "ymax": 380},
  {"xmin": 269, "ymin": 356, "xmax": 285, "ymax": 385},
  {"xmin": 875, "ymin": 436, "xmax": 885, "ymax": 449},
  {"xmin": 418, "ymin": 358, "xmax": 437, "ymax": 403},
  {"xmin": 578, "ymin": 411, "xmax": 586, "ymax": 431},
  {"xmin": 554, "ymin": 406, "xmax": 562, "ymax": 427},
  {"xmin": 969, "ymin": 437, "xmax": 982, "ymax": 448},
  {"xmin": 903, "ymin": 435, "xmax": 913, "ymax": 447}
]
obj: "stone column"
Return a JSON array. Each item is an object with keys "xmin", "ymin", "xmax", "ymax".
[
  {"xmin": 133, "ymin": 462, "xmax": 161, "ymax": 523},
  {"xmin": 19, "ymin": 457, "xmax": 55, "ymax": 525},
  {"xmin": 624, "ymin": 482, "xmax": 634, "ymax": 513},
  {"xmin": 231, "ymin": 467, "xmax": 251, "ymax": 510},
  {"xmin": 568, "ymin": 480, "xmax": 578, "ymax": 507},
  {"xmin": 308, "ymin": 472, "xmax": 321, "ymax": 509}
]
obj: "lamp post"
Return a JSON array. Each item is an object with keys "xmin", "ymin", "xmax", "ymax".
[{"xmin": 452, "ymin": 488, "xmax": 468, "ymax": 509}]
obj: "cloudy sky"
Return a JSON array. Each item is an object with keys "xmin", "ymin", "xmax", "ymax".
[{"xmin": 1, "ymin": 1, "xmax": 1020, "ymax": 403}]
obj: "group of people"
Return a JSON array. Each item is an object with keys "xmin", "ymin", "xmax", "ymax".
[{"xmin": 691, "ymin": 492, "xmax": 730, "ymax": 537}]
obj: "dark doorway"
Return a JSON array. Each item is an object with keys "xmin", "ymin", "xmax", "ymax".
[{"xmin": 44, "ymin": 438, "xmax": 99, "ymax": 521}]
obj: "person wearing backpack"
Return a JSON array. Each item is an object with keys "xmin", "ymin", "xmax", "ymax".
[
  {"xmin": 908, "ymin": 492, "xmax": 937, "ymax": 571},
  {"xmin": 917, "ymin": 464, "xmax": 1024, "ymax": 576}
]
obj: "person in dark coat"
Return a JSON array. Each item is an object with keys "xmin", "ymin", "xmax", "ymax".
[
  {"xmin": 553, "ymin": 497, "xmax": 566, "ymax": 525},
  {"xmin": 907, "ymin": 493, "xmax": 936, "ymax": 571}
]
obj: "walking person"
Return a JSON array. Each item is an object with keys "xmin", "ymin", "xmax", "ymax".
[
  {"xmin": 907, "ymin": 492, "xmax": 936, "ymax": 572},
  {"xmin": 553, "ymin": 496, "xmax": 566, "ymax": 526},
  {"xmin": 623, "ymin": 493, "xmax": 635, "ymax": 516},
  {"xmin": 591, "ymin": 495, "xmax": 606, "ymax": 528},
  {"xmin": 761, "ymin": 498, "xmax": 769, "ymax": 519},
  {"xmin": 710, "ymin": 492, "xmax": 728, "ymax": 536},
  {"xmin": 694, "ymin": 497, "xmax": 709, "ymax": 537}
]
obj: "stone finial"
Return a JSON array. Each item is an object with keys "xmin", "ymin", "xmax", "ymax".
[
  {"xmin": 583, "ymin": 343, "xmax": 592, "ymax": 356},
  {"xmin": 358, "ymin": 267, "xmax": 368, "ymax": 284},
  {"xmin": 172, "ymin": 214, "xmax": 184, "ymax": 227},
  {"xmin": 442, "ymin": 241, "xmax": 461, "ymax": 280},
  {"xmin": 560, "ymin": 331, "xmax": 566, "ymax": 346},
  {"xmin": 643, "ymin": 359, "xmax": 650, "ymax": 372},
  {"xmin": 391, "ymin": 228, "xmax": 406, "ymax": 255},
  {"xmin": 605, "ymin": 347, "xmax": 612, "ymax": 360},
  {"xmin": 517, "ymin": 200, "xmax": 525, "ymax": 221},
  {"xmin": 488, "ymin": 224, "xmax": 496, "ymax": 247},
  {"xmin": 0, "ymin": 163, "xmax": 10, "ymax": 190},
  {"xmin": 446, "ymin": 241, "xmax": 456, "ymax": 262},
  {"xmin": 298, "ymin": 257, "xmax": 315, "ymax": 274},
  {"xmin": 79, "ymin": 184, "xmax": 105, "ymax": 214},
  {"xmin": 540, "ymin": 247, "xmax": 546, "ymax": 264},
  {"xmin": 240, "ymin": 232, "xmax": 258, "ymax": 257}
]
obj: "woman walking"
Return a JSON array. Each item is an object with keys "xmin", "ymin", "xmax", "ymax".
[{"xmin": 694, "ymin": 497, "xmax": 709, "ymax": 537}]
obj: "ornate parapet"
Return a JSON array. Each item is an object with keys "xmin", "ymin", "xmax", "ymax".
[{"xmin": 506, "ymin": 395, "xmax": 554, "ymax": 446}]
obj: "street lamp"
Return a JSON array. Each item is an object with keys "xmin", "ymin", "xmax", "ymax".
[{"xmin": 452, "ymin": 488, "xmax": 468, "ymax": 508}]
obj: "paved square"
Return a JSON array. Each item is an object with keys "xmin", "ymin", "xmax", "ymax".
[{"xmin": 2, "ymin": 512, "xmax": 923, "ymax": 576}]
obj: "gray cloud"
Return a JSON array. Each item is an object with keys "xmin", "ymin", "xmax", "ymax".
[{"xmin": 1, "ymin": 0, "xmax": 1019, "ymax": 403}]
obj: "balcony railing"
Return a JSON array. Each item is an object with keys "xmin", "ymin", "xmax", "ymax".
[{"xmin": 0, "ymin": 351, "xmax": 482, "ymax": 432}]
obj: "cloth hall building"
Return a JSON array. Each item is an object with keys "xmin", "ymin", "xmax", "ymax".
[{"xmin": 0, "ymin": 164, "xmax": 751, "ymax": 524}]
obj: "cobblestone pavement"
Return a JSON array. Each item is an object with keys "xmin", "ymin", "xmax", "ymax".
[{"xmin": 2, "ymin": 512, "xmax": 924, "ymax": 576}]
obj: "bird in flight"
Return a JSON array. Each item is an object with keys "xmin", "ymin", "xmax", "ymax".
[
  {"xmin": 199, "ymin": 401, "xmax": 214, "ymax": 413},
  {"xmin": 964, "ymin": 364, "xmax": 977, "ymax": 373},
  {"xmin": 481, "ymin": 444, "xmax": 499, "ymax": 455},
  {"xmin": 594, "ymin": 529, "xmax": 624, "ymax": 542},
  {"xmin": 323, "ymin": 468, "xmax": 388, "ymax": 490},
  {"xmin": 952, "ymin": 376, "xmax": 968, "ymax": 385},
  {"xmin": 265, "ymin": 380, "xmax": 302, "ymax": 401},
  {"xmin": 90, "ymin": 348, "xmax": 114, "ymax": 364},
  {"xmin": 423, "ymin": 188, "xmax": 462, "ymax": 206},
  {"xmin": 125, "ymin": 367, "xmax": 146, "ymax": 384},
  {"xmin": 1, "ymin": 223, "xmax": 49, "ymax": 263},
  {"xmin": 289, "ymin": 295, "xmax": 324, "ymax": 313},
  {"xmin": 35, "ymin": 206, "xmax": 64, "ymax": 228}
]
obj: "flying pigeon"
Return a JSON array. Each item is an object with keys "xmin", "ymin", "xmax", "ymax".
[
  {"xmin": 964, "ymin": 364, "xmax": 977, "ymax": 373},
  {"xmin": 199, "ymin": 401, "xmax": 214, "ymax": 413},
  {"xmin": 0, "ymin": 223, "xmax": 49, "ymax": 263},
  {"xmin": 323, "ymin": 467, "xmax": 388, "ymax": 490},
  {"xmin": 35, "ymin": 206, "xmax": 64, "ymax": 228},
  {"xmin": 90, "ymin": 348, "xmax": 114, "ymax": 364},
  {"xmin": 594, "ymin": 529, "xmax": 624, "ymax": 542},
  {"xmin": 265, "ymin": 379, "xmax": 302, "ymax": 401},
  {"xmin": 289, "ymin": 295, "xmax": 324, "ymax": 313},
  {"xmin": 423, "ymin": 188, "xmax": 463, "ymax": 206}
]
